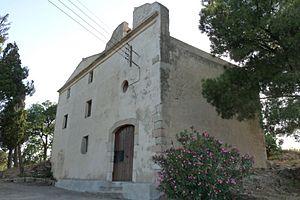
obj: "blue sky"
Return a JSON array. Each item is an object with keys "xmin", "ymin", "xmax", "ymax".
[{"xmin": 2, "ymin": 1, "xmax": 299, "ymax": 149}]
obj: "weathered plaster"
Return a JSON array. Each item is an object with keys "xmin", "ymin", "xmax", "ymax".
[
  {"xmin": 52, "ymin": 2, "xmax": 167, "ymax": 185},
  {"xmin": 160, "ymin": 37, "xmax": 267, "ymax": 168}
]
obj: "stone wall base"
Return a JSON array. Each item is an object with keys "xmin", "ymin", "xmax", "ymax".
[{"xmin": 55, "ymin": 179, "xmax": 162, "ymax": 200}]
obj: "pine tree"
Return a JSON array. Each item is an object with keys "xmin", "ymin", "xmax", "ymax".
[
  {"xmin": 0, "ymin": 14, "xmax": 10, "ymax": 52},
  {"xmin": 200, "ymin": 0, "xmax": 300, "ymax": 140},
  {"xmin": 0, "ymin": 43, "xmax": 34, "ymax": 172}
]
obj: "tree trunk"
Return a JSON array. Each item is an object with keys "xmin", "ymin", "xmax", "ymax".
[
  {"xmin": 7, "ymin": 149, "xmax": 13, "ymax": 169},
  {"xmin": 13, "ymin": 147, "xmax": 19, "ymax": 167},
  {"xmin": 43, "ymin": 136, "xmax": 48, "ymax": 161},
  {"xmin": 17, "ymin": 144, "xmax": 24, "ymax": 175}
]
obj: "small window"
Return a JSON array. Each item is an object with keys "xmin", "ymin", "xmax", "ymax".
[
  {"xmin": 122, "ymin": 80, "xmax": 129, "ymax": 93},
  {"xmin": 81, "ymin": 135, "xmax": 89, "ymax": 154},
  {"xmin": 62, "ymin": 114, "xmax": 68, "ymax": 129},
  {"xmin": 88, "ymin": 71, "xmax": 93, "ymax": 84},
  {"xmin": 67, "ymin": 88, "xmax": 71, "ymax": 99},
  {"xmin": 85, "ymin": 100, "xmax": 92, "ymax": 118}
]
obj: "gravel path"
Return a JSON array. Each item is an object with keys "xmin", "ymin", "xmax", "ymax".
[{"xmin": 0, "ymin": 181, "xmax": 114, "ymax": 200}]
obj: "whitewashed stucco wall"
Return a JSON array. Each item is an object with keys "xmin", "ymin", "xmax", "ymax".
[{"xmin": 51, "ymin": 3, "xmax": 169, "ymax": 182}]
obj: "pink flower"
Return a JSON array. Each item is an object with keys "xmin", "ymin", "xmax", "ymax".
[
  {"xmin": 221, "ymin": 147, "xmax": 228, "ymax": 153},
  {"xmin": 202, "ymin": 132, "xmax": 209, "ymax": 137},
  {"xmin": 230, "ymin": 178, "xmax": 237, "ymax": 185}
]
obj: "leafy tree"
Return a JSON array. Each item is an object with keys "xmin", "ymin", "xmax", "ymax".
[
  {"xmin": 0, "ymin": 43, "xmax": 34, "ymax": 171},
  {"xmin": 25, "ymin": 101, "xmax": 57, "ymax": 162},
  {"xmin": 199, "ymin": 0, "xmax": 300, "ymax": 140},
  {"xmin": 264, "ymin": 132, "xmax": 283, "ymax": 158},
  {"xmin": 0, "ymin": 103, "xmax": 26, "ymax": 168},
  {"xmin": 0, "ymin": 149, "xmax": 7, "ymax": 171},
  {"xmin": 0, "ymin": 14, "xmax": 10, "ymax": 52},
  {"xmin": 22, "ymin": 136, "xmax": 43, "ymax": 164}
]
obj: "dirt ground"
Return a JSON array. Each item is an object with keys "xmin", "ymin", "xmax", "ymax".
[
  {"xmin": 238, "ymin": 167, "xmax": 300, "ymax": 200},
  {"xmin": 0, "ymin": 181, "xmax": 113, "ymax": 200},
  {"xmin": 238, "ymin": 150, "xmax": 300, "ymax": 200}
]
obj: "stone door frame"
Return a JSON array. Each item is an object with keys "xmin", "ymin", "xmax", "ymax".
[{"xmin": 107, "ymin": 118, "xmax": 138, "ymax": 182}]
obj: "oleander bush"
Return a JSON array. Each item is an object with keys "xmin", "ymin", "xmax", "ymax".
[{"xmin": 153, "ymin": 129, "xmax": 254, "ymax": 200}]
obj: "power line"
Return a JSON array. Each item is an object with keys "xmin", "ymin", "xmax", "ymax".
[
  {"xmin": 67, "ymin": 1, "xmax": 140, "ymax": 68},
  {"xmin": 47, "ymin": 0, "xmax": 106, "ymax": 44},
  {"xmin": 68, "ymin": 0, "xmax": 130, "ymax": 53},
  {"xmin": 74, "ymin": 0, "xmax": 111, "ymax": 32},
  {"xmin": 58, "ymin": 0, "xmax": 130, "ymax": 57},
  {"xmin": 48, "ymin": 0, "xmax": 139, "ymax": 66},
  {"xmin": 48, "ymin": 0, "xmax": 127, "ymax": 59},
  {"xmin": 67, "ymin": 0, "xmax": 110, "ymax": 36},
  {"xmin": 57, "ymin": 0, "xmax": 108, "ymax": 41}
]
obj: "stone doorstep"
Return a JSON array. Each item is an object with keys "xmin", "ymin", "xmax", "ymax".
[
  {"xmin": 99, "ymin": 185, "xmax": 122, "ymax": 192},
  {"xmin": 55, "ymin": 179, "xmax": 162, "ymax": 200},
  {"xmin": 92, "ymin": 191, "xmax": 124, "ymax": 200},
  {"xmin": 1, "ymin": 177, "xmax": 55, "ymax": 185},
  {"xmin": 56, "ymin": 180, "xmax": 125, "ymax": 199}
]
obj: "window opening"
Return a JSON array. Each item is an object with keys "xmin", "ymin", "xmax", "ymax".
[
  {"xmin": 81, "ymin": 135, "xmax": 89, "ymax": 154},
  {"xmin": 88, "ymin": 71, "xmax": 94, "ymax": 84},
  {"xmin": 122, "ymin": 80, "xmax": 129, "ymax": 93},
  {"xmin": 63, "ymin": 114, "xmax": 68, "ymax": 129},
  {"xmin": 67, "ymin": 88, "xmax": 71, "ymax": 99},
  {"xmin": 85, "ymin": 100, "xmax": 92, "ymax": 118}
]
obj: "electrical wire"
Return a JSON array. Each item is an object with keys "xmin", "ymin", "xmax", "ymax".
[
  {"xmin": 58, "ymin": 0, "xmax": 108, "ymax": 41},
  {"xmin": 67, "ymin": 0, "xmax": 110, "ymax": 36},
  {"xmin": 67, "ymin": 0, "xmax": 130, "ymax": 54},
  {"xmin": 48, "ymin": 0, "xmax": 129, "ymax": 60},
  {"xmin": 74, "ymin": 0, "xmax": 111, "ymax": 31},
  {"xmin": 68, "ymin": 1, "xmax": 141, "ymax": 69},
  {"xmin": 59, "ymin": 0, "xmax": 131, "ymax": 57},
  {"xmin": 48, "ymin": 0, "xmax": 139, "ymax": 66},
  {"xmin": 47, "ymin": 0, "xmax": 106, "ymax": 44}
]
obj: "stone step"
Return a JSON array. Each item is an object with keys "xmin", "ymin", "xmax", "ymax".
[
  {"xmin": 95, "ymin": 191, "xmax": 125, "ymax": 199},
  {"xmin": 55, "ymin": 180, "xmax": 161, "ymax": 200},
  {"xmin": 98, "ymin": 185, "xmax": 122, "ymax": 192}
]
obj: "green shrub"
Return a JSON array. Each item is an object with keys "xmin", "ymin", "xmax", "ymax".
[
  {"xmin": 153, "ymin": 129, "xmax": 254, "ymax": 200},
  {"xmin": 264, "ymin": 132, "xmax": 282, "ymax": 158}
]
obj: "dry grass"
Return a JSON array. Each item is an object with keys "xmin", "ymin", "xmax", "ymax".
[
  {"xmin": 237, "ymin": 150, "xmax": 300, "ymax": 200},
  {"xmin": 268, "ymin": 149, "xmax": 300, "ymax": 169}
]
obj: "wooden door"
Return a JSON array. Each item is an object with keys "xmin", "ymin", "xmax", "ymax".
[{"xmin": 112, "ymin": 125, "xmax": 134, "ymax": 181}]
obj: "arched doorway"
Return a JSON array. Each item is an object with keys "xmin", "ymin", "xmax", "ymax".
[{"xmin": 112, "ymin": 125, "xmax": 134, "ymax": 181}]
